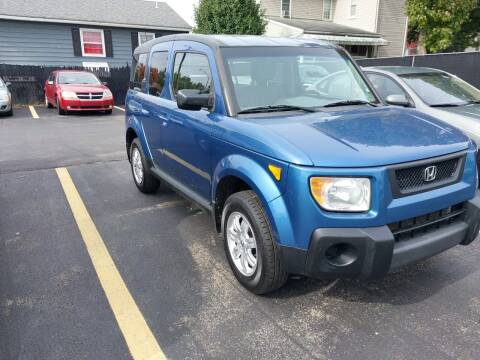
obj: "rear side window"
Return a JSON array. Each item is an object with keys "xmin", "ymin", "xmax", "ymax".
[
  {"xmin": 148, "ymin": 51, "xmax": 169, "ymax": 97},
  {"xmin": 131, "ymin": 53, "xmax": 148, "ymax": 91},
  {"xmin": 172, "ymin": 52, "xmax": 213, "ymax": 96}
]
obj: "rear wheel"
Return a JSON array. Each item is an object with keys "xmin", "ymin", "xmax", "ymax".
[
  {"xmin": 130, "ymin": 138, "xmax": 160, "ymax": 193},
  {"xmin": 223, "ymin": 190, "xmax": 288, "ymax": 294},
  {"xmin": 57, "ymin": 97, "xmax": 66, "ymax": 115}
]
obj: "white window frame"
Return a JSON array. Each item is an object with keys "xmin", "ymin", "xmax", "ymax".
[
  {"xmin": 138, "ymin": 32, "xmax": 156, "ymax": 46},
  {"xmin": 349, "ymin": 0, "xmax": 358, "ymax": 18},
  {"xmin": 323, "ymin": 0, "xmax": 333, "ymax": 20},
  {"xmin": 79, "ymin": 28, "xmax": 106, "ymax": 57},
  {"xmin": 281, "ymin": 0, "xmax": 292, "ymax": 18}
]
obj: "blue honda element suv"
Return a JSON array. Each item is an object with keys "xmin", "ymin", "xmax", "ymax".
[{"xmin": 125, "ymin": 35, "xmax": 480, "ymax": 294}]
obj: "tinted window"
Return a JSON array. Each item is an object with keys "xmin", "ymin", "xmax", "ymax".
[
  {"xmin": 149, "ymin": 52, "xmax": 169, "ymax": 97},
  {"xmin": 58, "ymin": 72, "xmax": 100, "ymax": 85},
  {"xmin": 367, "ymin": 73, "xmax": 407, "ymax": 101},
  {"xmin": 172, "ymin": 52, "xmax": 213, "ymax": 96},
  {"xmin": 131, "ymin": 53, "xmax": 148, "ymax": 91},
  {"xmin": 400, "ymin": 72, "xmax": 480, "ymax": 106}
]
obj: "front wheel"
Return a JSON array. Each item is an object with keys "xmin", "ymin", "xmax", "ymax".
[
  {"xmin": 57, "ymin": 98, "xmax": 66, "ymax": 115},
  {"xmin": 45, "ymin": 95, "xmax": 53, "ymax": 108},
  {"xmin": 223, "ymin": 190, "xmax": 288, "ymax": 294},
  {"xmin": 130, "ymin": 138, "xmax": 160, "ymax": 194}
]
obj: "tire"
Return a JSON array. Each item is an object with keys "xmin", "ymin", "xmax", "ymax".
[
  {"xmin": 222, "ymin": 190, "xmax": 288, "ymax": 294},
  {"xmin": 130, "ymin": 138, "xmax": 160, "ymax": 194},
  {"xmin": 45, "ymin": 95, "xmax": 53, "ymax": 108},
  {"xmin": 104, "ymin": 109, "xmax": 112, "ymax": 115},
  {"xmin": 6, "ymin": 108, "xmax": 13, "ymax": 117},
  {"xmin": 57, "ymin": 97, "xmax": 66, "ymax": 115}
]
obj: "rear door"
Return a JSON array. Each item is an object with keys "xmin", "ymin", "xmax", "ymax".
[{"xmin": 139, "ymin": 41, "xmax": 173, "ymax": 166}]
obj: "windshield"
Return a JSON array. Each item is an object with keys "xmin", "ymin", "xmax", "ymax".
[
  {"xmin": 221, "ymin": 46, "xmax": 378, "ymax": 113},
  {"xmin": 400, "ymin": 72, "xmax": 480, "ymax": 106},
  {"xmin": 58, "ymin": 72, "xmax": 100, "ymax": 85}
]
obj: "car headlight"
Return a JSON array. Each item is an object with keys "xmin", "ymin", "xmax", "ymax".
[
  {"xmin": 61, "ymin": 91, "xmax": 77, "ymax": 99},
  {"xmin": 310, "ymin": 177, "xmax": 371, "ymax": 212},
  {"xmin": 103, "ymin": 89, "xmax": 113, "ymax": 99},
  {"xmin": 0, "ymin": 92, "xmax": 9, "ymax": 101}
]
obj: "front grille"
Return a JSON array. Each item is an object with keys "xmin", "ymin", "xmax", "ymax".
[
  {"xmin": 388, "ymin": 203, "xmax": 465, "ymax": 242},
  {"xmin": 76, "ymin": 92, "xmax": 103, "ymax": 100},
  {"xmin": 390, "ymin": 153, "xmax": 465, "ymax": 197}
]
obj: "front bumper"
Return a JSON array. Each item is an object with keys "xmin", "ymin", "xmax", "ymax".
[
  {"xmin": 60, "ymin": 98, "xmax": 114, "ymax": 111},
  {"xmin": 279, "ymin": 193, "xmax": 480, "ymax": 279},
  {"xmin": 0, "ymin": 99, "xmax": 11, "ymax": 112}
]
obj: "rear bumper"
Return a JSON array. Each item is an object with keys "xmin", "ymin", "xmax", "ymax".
[
  {"xmin": 60, "ymin": 98, "xmax": 114, "ymax": 111},
  {"xmin": 279, "ymin": 193, "xmax": 480, "ymax": 279}
]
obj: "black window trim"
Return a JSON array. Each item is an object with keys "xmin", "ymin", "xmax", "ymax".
[{"xmin": 169, "ymin": 50, "xmax": 216, "ymax": 112}]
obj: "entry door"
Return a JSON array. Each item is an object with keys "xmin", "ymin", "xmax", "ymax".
[
  {"xmin": 159, "ymin": 45, "xmax": 215, "ymax": 200},
  {"xmin": 140, "ymin": 42, "xmax": 173, "ymax": 166}
]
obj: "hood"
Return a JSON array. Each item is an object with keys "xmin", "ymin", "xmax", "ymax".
[
  {"xmin": 439, "ymin": 103, "xmax": 480, "ymax": 119},
  {"xmin": 252, "ymin": 107, "xmax": 470, "ymax": 167},
  {"xmin": 59, "ymin": 84, "xmax": 106, "ymax": 93}
]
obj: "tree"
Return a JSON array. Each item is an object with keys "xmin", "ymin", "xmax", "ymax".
[
  {"xmin": 449, "ymin": 5, "xmax": 480, "ymax": 52},
  {"xmin": 194, "ymin": 0, "xmax": 267, "ymax": 35},
  {"xmin": 406, "ymin": 0, "xmax": 478, "ymax": 53}
]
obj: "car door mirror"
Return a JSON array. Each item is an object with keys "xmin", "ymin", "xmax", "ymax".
[
  {"xmin": 102, "ymin": 81, "xmax": 108, "ymax": 86},
  {"xmin": 385, "ymin": 94, "xmax": 410, "ymax": 107},
  {"xmin": 177, "ymin": 89, "xmax": 213, "ymax": 111},
  {"xmin": 47, "ymin": 80, "xmax": 54, "ymax": 85},
  {"xmin": 5, "ymin": 81, "xmax": 11, "ymax": 87}
]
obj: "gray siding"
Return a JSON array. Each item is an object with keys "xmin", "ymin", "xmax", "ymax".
[
  {"xmin": 0, "ymin": 20, "xmax": 180, "ymax": 67},
  {"xmin": 376, "ymin": 0, "xmax": 407, "ymax": 57},
  {"xmin": 260, "ymin": 0, "xmax": 326, "ymax": 20}
]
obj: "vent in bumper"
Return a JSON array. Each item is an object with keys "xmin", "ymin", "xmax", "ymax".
[{"xmin": 388, "ymin": 203, "xmax": 465, "ymax": 242}]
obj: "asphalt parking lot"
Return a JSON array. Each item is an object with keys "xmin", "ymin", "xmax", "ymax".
[{"xmin": 1, "ymin": 106, "xmax": 480, "ymax": 360}]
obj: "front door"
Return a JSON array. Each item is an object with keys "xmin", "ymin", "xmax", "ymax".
[{"xmin": 159, "ymin": 44, "xmax": 215, "ymax": 200}]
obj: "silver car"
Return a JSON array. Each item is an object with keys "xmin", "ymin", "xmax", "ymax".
[
  {"xmin": 364, "ymin": 66, "xmax": 480, "ymax": 146},
  {"xmin": 0, "ymin": 77, "xmax": 12, "ymax": 116}
]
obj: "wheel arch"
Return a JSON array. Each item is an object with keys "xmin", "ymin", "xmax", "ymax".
[{"xmin": 212, "ymin": 155, "xmax": 295, "ymax": 247}]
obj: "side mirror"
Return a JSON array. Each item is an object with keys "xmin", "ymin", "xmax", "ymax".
[
  {"xmin": 385, "ymin": 94, "xmax": 410, "ymax": 107},
  {"xmin": 102, "ymin": 81, "xmax": 108, "ymax": 86},
  {"xmin": 47, "ymin": 80, "xmax": 54, "ymax": 85},
  {"xmin": 5, "ymin": 81, "xmax": 11, "ymax": 87},
  {"xmin": 177, "ymin": 89, "xmax": 213, "ymax": 111}
]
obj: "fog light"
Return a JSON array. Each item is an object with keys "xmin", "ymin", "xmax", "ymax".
[{"xmin": 325, "ymin": 243, "xmax": 357, "ymax": 267}]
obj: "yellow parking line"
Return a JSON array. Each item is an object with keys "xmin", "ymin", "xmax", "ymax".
[
  {"xmin": 114, "ymin": 106, "xmax": 125, "ymax": 112},
  {"xmin": 55, "ymin": 167, "xmax": 166, "ymax": 360},
  {"xmin": 29, "ymin": 105, "xmax": 39, "ymax": 119}
]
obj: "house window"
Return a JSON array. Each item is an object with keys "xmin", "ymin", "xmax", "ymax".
[
  {"xmin": 323, "ymin": 0, "xmax": 333, "ymax": 20},
  {"xmin": 281, "ymin": 0, "xmax": 291, "ymax": 18},
  {"xmin": 349, "ymin": 0, "xmax": 358, "ymax": 17},
  {"xmin": 80, "ymin": 28, "xmax": 106, "ymax": 57},
  {"xmin": 138, "ymin": 32, "xmax": 155, "ymax": 46}
]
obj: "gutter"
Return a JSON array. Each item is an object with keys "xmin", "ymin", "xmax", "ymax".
[{"xmin": 0, "ymin": 15, "xmax": 192, "ymax": 32}]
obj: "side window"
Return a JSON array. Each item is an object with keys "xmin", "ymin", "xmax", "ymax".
[
  {"xmin": 148, "ymin": 51, "xmax": 169, "ymax": 97},
  {"xmin": 130, "ymin": 53, "xmax": 148, "ymax": 91},
  {"xmin": 367, "ymin": 73, "xmax": 407, "ymax": 101},
  {"xmin": 172, "ymin": 52, "xmax": 213, "ymax": 97}
]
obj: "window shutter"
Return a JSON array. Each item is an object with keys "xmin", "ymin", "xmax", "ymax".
[
  {"xmin": 131, "ymin": 32, "xmax": 139, "ymax": 53},
  {"xmin": 104, "ymin": 30, "xmax": 114, "ymax": 57},
  {"xmin": 71, "ymin": 28, "xmax": 82, "ymax": 57}
]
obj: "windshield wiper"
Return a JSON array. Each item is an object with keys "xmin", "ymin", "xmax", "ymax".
[
  {"xmin": 431, "ymin": 102, "xmax": 467, "ymax": 107},
  {"xmin": 323, "ymin": 100, "xmax": 378, "ymax": 108},
  {"xmin": 238, "ymin": 104, "xmax": 317, "ymax": 114}
]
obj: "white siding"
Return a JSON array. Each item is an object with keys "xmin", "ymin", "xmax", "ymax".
[{"xmin": 333, "ymin": 0, "xmax": 379, "ymax": 33}]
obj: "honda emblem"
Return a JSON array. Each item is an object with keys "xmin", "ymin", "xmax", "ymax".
[{"xmin": 424, "ymin": 165, "xmax": 437, "ymax": 182}]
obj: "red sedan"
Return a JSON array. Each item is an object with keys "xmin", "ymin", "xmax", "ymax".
[{"xmin": 44, "ymin": 70, "xmax": 114, "ymax": 115}]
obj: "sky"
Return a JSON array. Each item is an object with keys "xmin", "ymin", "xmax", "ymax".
[{"xmin": 166, "ymin": 0, "xmax": 199, "ymax": 26}]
